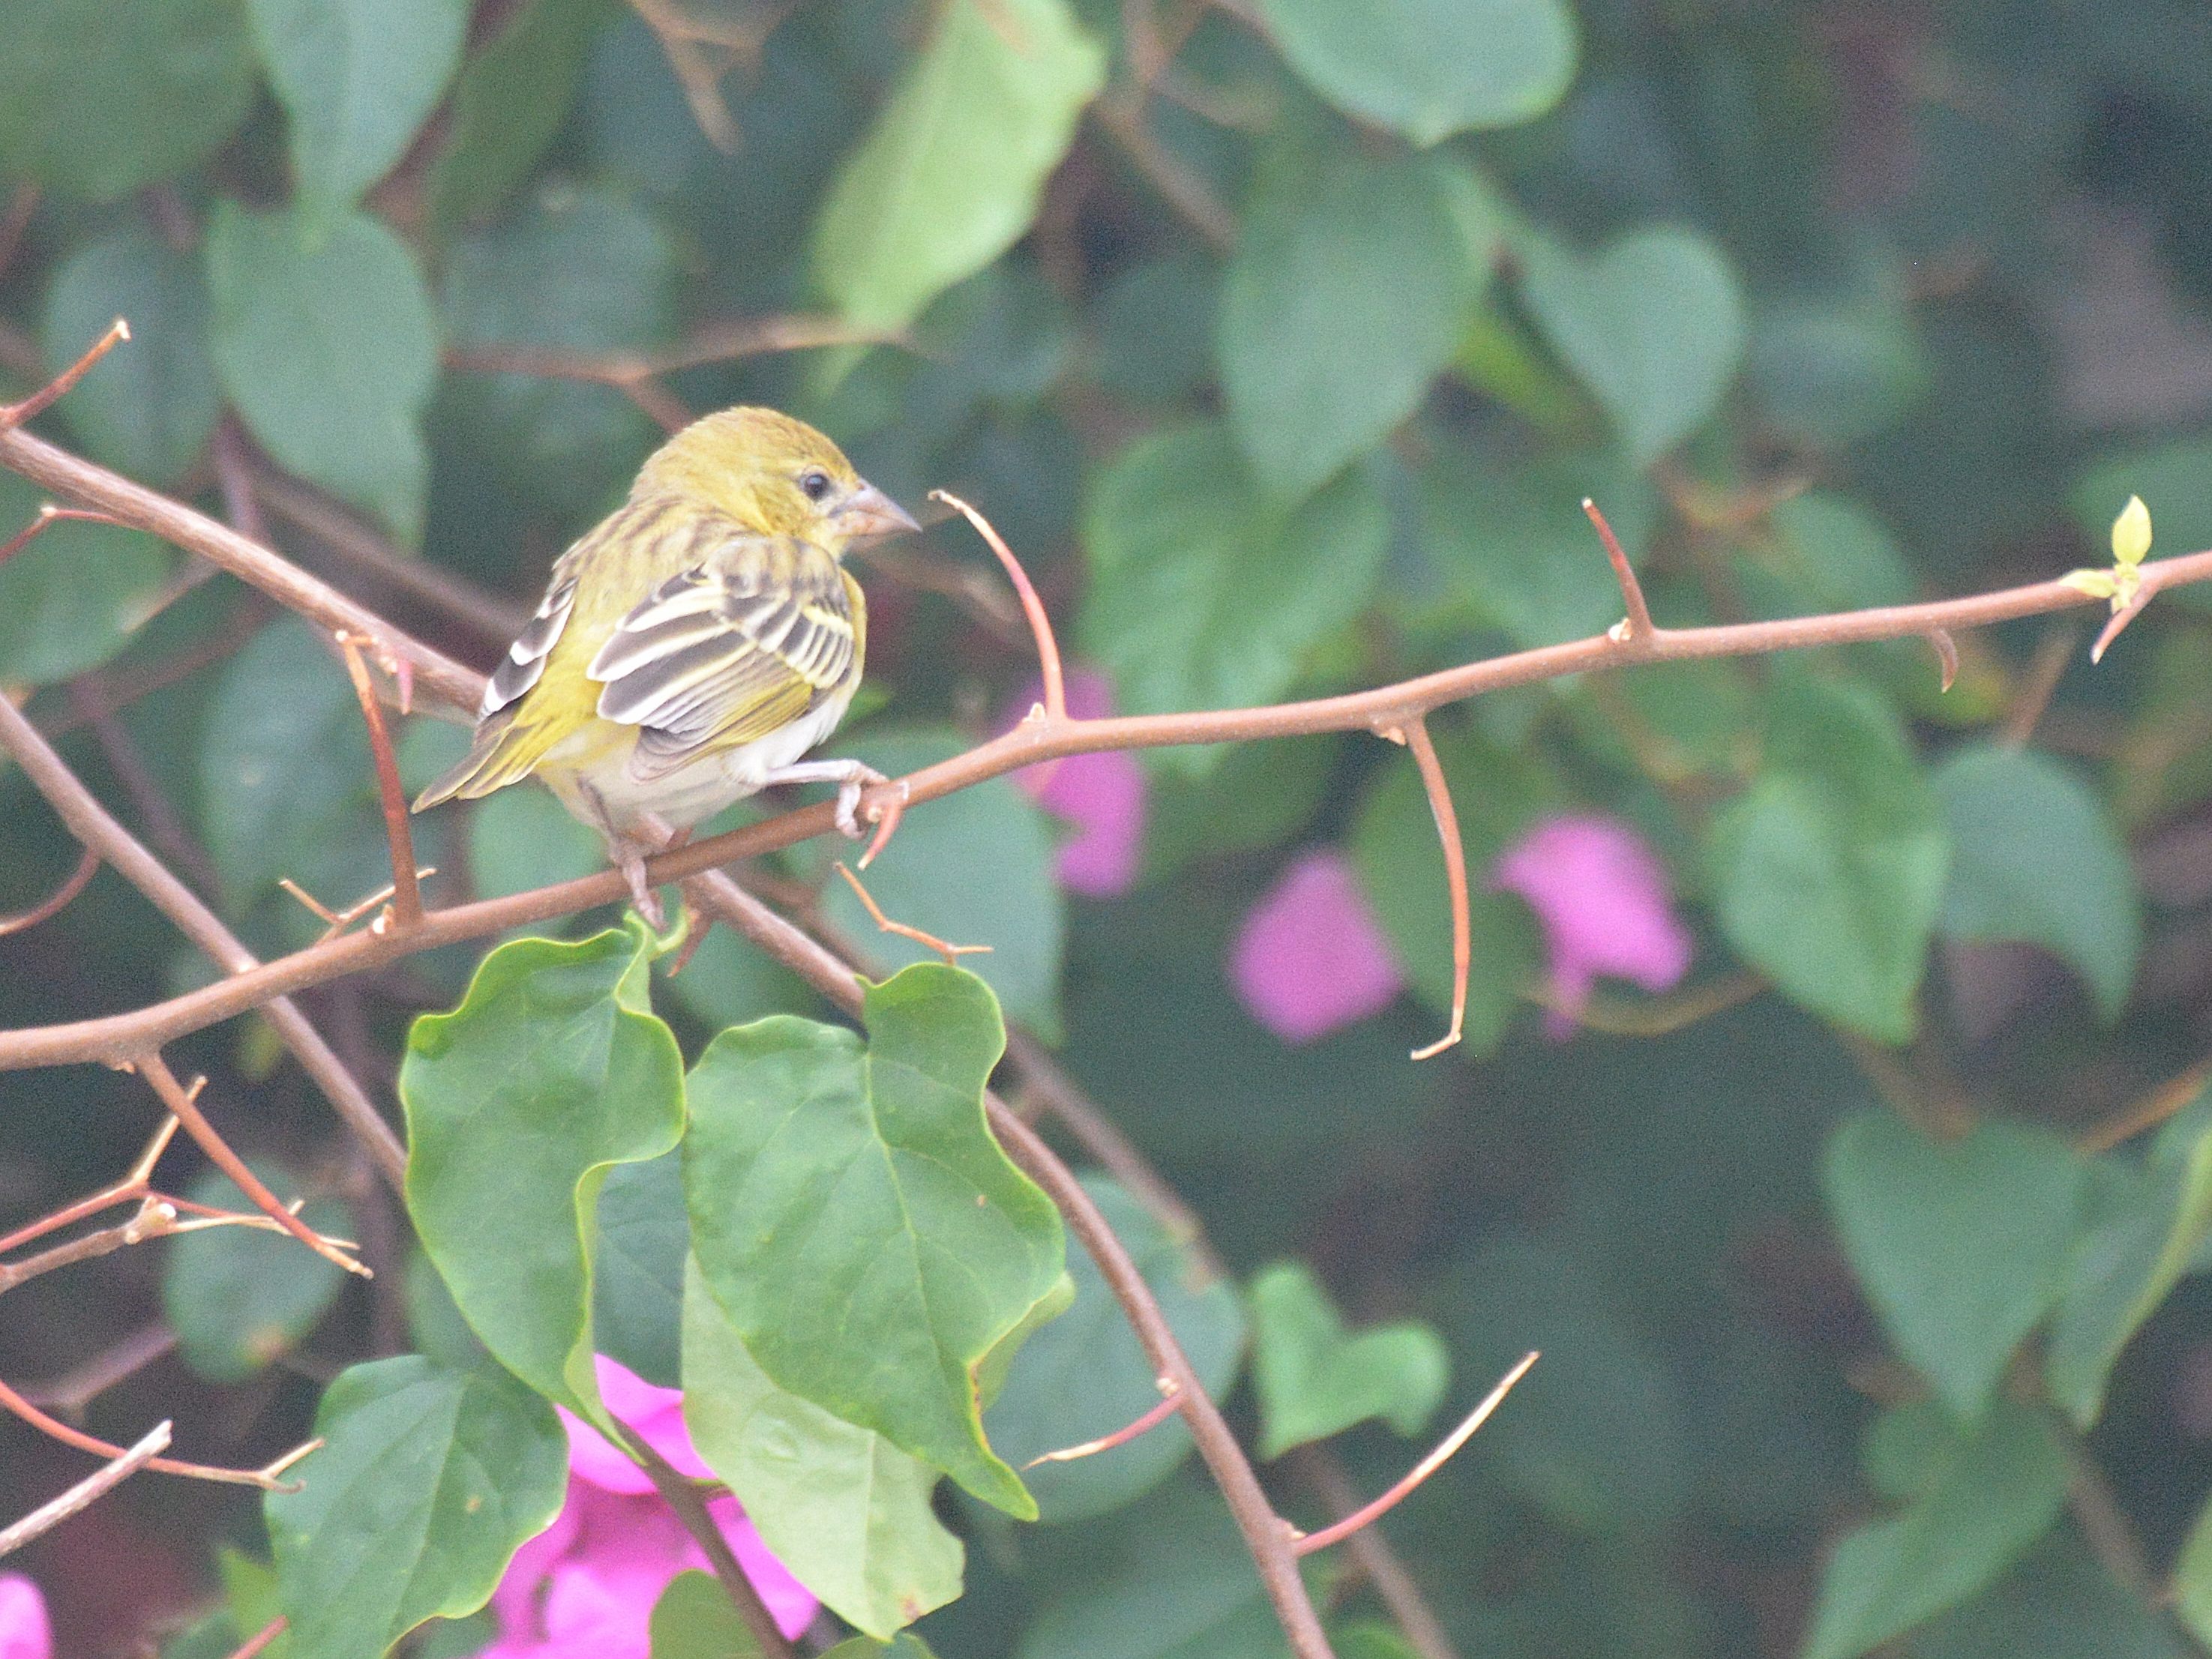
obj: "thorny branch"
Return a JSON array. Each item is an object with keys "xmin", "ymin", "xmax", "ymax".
[{"xmin": 7, "ymin": 329, "xmax": 2212, "ymax": 1654}]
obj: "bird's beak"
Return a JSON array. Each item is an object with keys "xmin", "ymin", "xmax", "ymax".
[{"xmin": 838, "ymin": 481, "xmax": 921, "ymax": 540}]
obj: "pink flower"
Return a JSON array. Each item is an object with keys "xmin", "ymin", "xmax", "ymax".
[
  {"xmin": 1491, "ymin": 815, "xmax": 1692, "ymax": 1038},
  {"xmin": 0, "ymin": 1575, "xmax": 49, "ymax": 1659},
  {"xmin": 1009, "ymin": 669, "xmax": 1146, "ymax": 897},
  {"xmin": 487, "ymin": 1358, "xmax": 817, "ymax": 1657},
  {"xmin": 1228, "ymin": 851, "xmax": 1407, "ymax": 1044}
]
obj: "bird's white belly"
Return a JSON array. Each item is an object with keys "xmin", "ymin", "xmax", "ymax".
[{"xmin": 544, "ymin": 687, "xmax": 856, "ymax": 833}]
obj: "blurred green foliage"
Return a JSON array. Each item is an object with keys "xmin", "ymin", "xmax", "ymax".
[{"xmin": 8, "ymin": 1, "xmax": 2212, "ymax": 1656}]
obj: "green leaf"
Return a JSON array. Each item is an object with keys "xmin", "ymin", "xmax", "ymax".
[
  {"xmin": 0, "ymin": 472, "xmax": 171, "ymax": 689},
  {"xmin": 0, "ymin": 0, "xmax": 256, "ymax": 199},
  {"xmin": 1249, "ymin": 1261, "xmax": 1448, "ymax": 1458},
  {"xmin": 402, "ymin": 921, "xmax": 685, "ymax": 1427},
  {"xmin": 821, "ymin": 1637, "xmax": 937, "ymax": 1659},
  {"xmin": 1823, "ymin": 1109, "xmax": 2085, "ymax": 1420},
  {"xmin": 2174, "ymin": 1485, "xmax": 2212, "ymax": 1652},
  {"xmin": 1915, "ymin": 1527, "xmax": 2188, "ymax": 1659},
  {"xmin": 682, "ymin": 1257, "xmax": 964, "ymax": 1637},
  {"xmin": 205, "ymin": 202, "xmax": 440, "ymax": 541},
  {"xmin": 1800, "ymin": 1400, "xmax": 2069, "ymax": 1659},
  {"xmin": 1935, "ymin": 745, "xmax": 2141, "ymax": 1021},
  {"xmin": 267, "ymin": 1356, "xmax": 567, "ymax": 1659},
  {"xmin": 1332, "ymin": 1626, "xmax": 1420, "ymax": 1659},
  {"xmin": 1218, "ymin": 148, "xmax": 1484, "ymax": 499},
  {"xmin": 812, "ymin": 0, "xmax": 1105, "ymax": 333},
  {"xmin": 1706, "ymin": 674, "xmax": 1949, "ymax": 1043},
  {"xmin": 593, "ymin": 1151, "xmax": 688, "ymax": 1389},
  {"xmin": 1412, "ymin": 439, "xmax": 1658, "ymax": 648},
  {"xmin": 40, "ymin": 224, "xmax": 222, "ymax": 485},
  {"xmin": 248, "ymin": 0, "xmax": 468, "ymax": 230},
  {"xmin": 196, "ymin": 617, "xmax": 379, "ymax": 912},
  {"xmin": 1078, "ymin": 421, "xmax": 1388, "ymax": 726},
  {"xmin": 649, "ymin": 1571, "xmax": 762, "ymax": 1659},
  {"xmin": 817, "ymin": 726, "xmax": 1065, "ymax": 1041},
  {"xmin": 442, "ymin": 184, "xmax": 678, "ymax": 516},
  {"xmin": 986, "ymin": 1177, "xmax": 1248, "ymax": 1523},
  {"xmin": 1254, "ymin": 0, "xmax": 1576, "ymax": 144},
  {"xmin": 427, "ymin": 0, "xmax": 611, "ymax": 232},
  {"xmin": 1519, "ymin": 227, "xmax": 1747, "ymax": 467},
  {"xmin": 2045, "ymin": 1086, "xmax": 2212, "ymax": 1425},
  {"xmin": 161, "ymin": 1163, "xmax": 352, "ymax": 1385},
  {"xmin": 683, "ymin": 964, "xmax": 1065, "ymax": 1516}
]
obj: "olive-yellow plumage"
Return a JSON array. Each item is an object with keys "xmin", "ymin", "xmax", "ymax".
[{"xmin": 412, "ymin": 406, "xmax": 917, "ymax": 914}]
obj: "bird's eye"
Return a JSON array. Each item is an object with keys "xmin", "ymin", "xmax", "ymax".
[{"xmin": 799, "ymin": 469, "xmax": 833, "ymax": 502}]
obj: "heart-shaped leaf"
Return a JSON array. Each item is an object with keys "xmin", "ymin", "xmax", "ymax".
[
  {"xmin": 1824, "ymin": 1110, "xmax": 2086, "ymax": 1420},
  {"xmin": 1519, "ymin": 226, "xmax": 1746, "ymax": 466},
  {"xmin": 683, "ymin": 964, "xmax": 1066, "ymax": 1517},
  {"xmin": 402, "ymin": 921, "xmax": 685, "ymax": 1433},
  {"xmin": 1249, "ymin": 1261, "xmax": 1449, "ymax": 1458}
]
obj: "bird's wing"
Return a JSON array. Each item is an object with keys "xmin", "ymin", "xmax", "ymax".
[
  {"xmin": 481, "ymin": 568, "xmax": 579, "ymax": 718},
  {"xmin": 587, "ymin": 534, "xmax": 857, "ymax": 768}
]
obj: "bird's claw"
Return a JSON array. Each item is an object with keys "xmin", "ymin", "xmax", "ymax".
[{"xmin": 835, "ymin": 766, "xmax": 890, "ymax": 840}]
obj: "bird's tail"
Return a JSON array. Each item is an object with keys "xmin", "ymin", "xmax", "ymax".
[{"xmin": 411, "ymin": 708, "xmax": 559, "ymax": 812}]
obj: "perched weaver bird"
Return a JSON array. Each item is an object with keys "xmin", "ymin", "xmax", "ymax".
[{"xmin": 412, "ymin": 406, "xmax": 917, "ymax": 921}]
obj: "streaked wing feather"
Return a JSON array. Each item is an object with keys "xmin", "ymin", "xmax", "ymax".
[{"xmin": 482, "ymin": 573, "xmax": 577, "ymax": 716}]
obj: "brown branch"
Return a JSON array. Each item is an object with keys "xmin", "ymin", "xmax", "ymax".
[
  {"xmin": 0, "ymin": 185, "xmax": 37, "ymax": 286},
  {"xmin": 67, "ymin": 683, "xmax": 226, "ymax": 901},
  {"xmin": 1392, "ymin": 718, "xmax": 1468, "ymax": 1061},
  {"xmin": 133, "ymin": 1053, "xmax": 368, "ymax": 1277},
  {"xmin": 622, "ymin": 1424, "xmax": 796, "ymax": 1659},
  {"xmin": 0, "ymin": 319, "xmax": 128, "ymax": 430},
  {"xmin": 0, "ymin": 1418, "xmax": 170, "ymax": 1559},
  {"xmin": 1999, "ymin": 624, "xmax": 2078, "ymax": 749},
  {"xmin": 0, "ymin": 1371, "xmax": 318, "ymax": 1490},
  {"xmin": 1091, "ymin": 91, "xmax": 1237, "ymax": 252},
  {"xmin": 0, "ymin": 691, "xmax": 407, "ymax": 1190},
  {"xmin": 1290, "ymin": 1351, "xmax": 1539, "ymax": 1556},
  {"xmin": 1291, "ymin": 1445, "xmax": 1461, "ymax": 1659},
  {"xmin": 931, "ymin": 488, "xmax": 1066, "ymax": 720},
  {"xmin": 22, "ymin": 1322, "xmax": 178, "ymax": 1418},
  {"xmin": 0, "ymin": 424, "xmax": 480, "ymax": 720},
  {"xmin": 2076, "ymin": 1054, "xmax": 2212, "ymax": 1156},
  {"xmin": 1582, "ymin": 497, "xmax": 1653, "ymax": 642},
  {"xmin": 0, "ymin": 503, "xmax": 130, "ymax": 569},
  {"xmin": 337, "ymin": 633, "xmax": 424, "ymax": 925},
  {"xmin": 667, "ymin": 870, "xmax": 1335, "ymax": 1659},
  {"xmin": 0, "ymin": 844, "xmax": 98, "ymax": 936}
]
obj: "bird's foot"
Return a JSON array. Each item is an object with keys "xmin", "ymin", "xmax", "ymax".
[
  {"xmin": 759, "ymin": 758, "xmax": 891, "ymax": 840},
  {"xmin": 618, "ymin": 847, "xmax": 666, "ymax": 930}
]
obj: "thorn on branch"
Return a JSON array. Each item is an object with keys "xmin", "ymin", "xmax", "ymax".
[
  {"xmin": 1024, "ymin": 1382, "xmax": 1182, "ymax": 1466},
  {"xmin": 1389, "ymin": 719, "xmax": 1469, "ymax": 1062},
  {"xmin": 856, "ymin": 779, "xmax": 910, "ymax": 871},
  {"xmin": 0, "ymin": 318, "xmax": 128, "ymax": 430},
  {"xmin": 335, "ymin": 631, "xmax": 424, "ymax": 927},
  {"xmin": 133, "ymin": 1053, "xmax": 370, "ymax": 1279},
  {"xmin": 931, "ymin": 487, "xmax": 1066, "ymax": 722},
  {"xmin": 0, "ymin": 503, "xmax": 131, "ymax": 570},
  {"xmin": 0, "ymin": 843, "xmax": 99, "ymax": 937},
  {"xmin": 1583, "ymin": 497, "xmax": 1654, "ymax": 643},
  {"xmin": 277, "ymin": 870, "xmax": 436, "ymax": 942},
  {"xmin": 1288, "ymin": 1350, "xmax": 1539, "ymax": 1557},
  {"xmin": 835, "ymin": 862, "xmax": 992, "ymax": 966},
  {"xmin": 2092, "ymin": 582, "xmax": 2156, "ymax": 663},
  {"xmin": 1928, "ymin": 628, "xmax": 1959, "ymax": 693}
]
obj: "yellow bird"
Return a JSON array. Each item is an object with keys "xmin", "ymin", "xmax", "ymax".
[{"xmin": 413, "ymin": 406, "xmax": 918, "ymax": 918}]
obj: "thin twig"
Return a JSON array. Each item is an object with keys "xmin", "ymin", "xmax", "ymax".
[
  {"xmin": 1528, "ymin": 970, "xmax": 1765, "ymax": 1038},
  {"xmin": 0, "ymin": 1115, "xmax": 180, "ymax": 1258},
  {"xmin": 1091, "ymin": 92, "xmax": 1237, "ymax": 251},
  {"xmin": 1583, "ymin": 497, "xmax": 1655, "ymax": 642},
  {"xmin": 2076, "ymin": 1055, "xmax": 2212, "ymax": 1156},
  {"xmin": 0, "ymin": 503, "xmax": 130, "ymax": 568},
  {"xmin": 1026, "ymin": 1383, "xmax": 1179, "ymax": 1466},
  {"xmin": 1290, "ymin": 1352, "xmax": 1539, "ymax": 1556},
  {"xmin": 931, "ymin": 488, "xmax": 1066, "ymax": 721},
  {"xmin": 22, "ymin": 1322, "xmax": 178, "ymax": 1418},
  {"xmin": 0, "ymin": 844, "xmax": 98, "ymax": 936},
  {"xmin": 1292, "ymin": 1445, "xmax": 1462, "ymax": 1659},
  {"xmin": 0, "ymin": 1372, "xmax": 317, "ymax": 1490},
  {"xmin": 337, "ymin": 633, "xmax": 424, "ymax": 925},
  {"xmin": 0, "ymin": 1418, "xmax": 171, "ymax": 1558},
  {"xmin": 0, "ymin": 319, "xmax": 128, "ymax": 430},
  {"xmin": 0, "ymin": 185, "xmax": 37, "ymax": 286},
  {"xmin": 1391, "ymin": 718, "xmax": 1468, "ymax": 1061},
  {"xmin": 133, "ymin": 1052, "xmax": 369, "ymax": 1277},
  {"xmin": 0, "ymin": 692, "xmax": 407, "ymax": 1190},
  {"xmin": 224, "ymin": 1617, "xmax": 288, "ymax": 1659},
  {"xmin": 1999, "ymin": 624, "xmax": 2079, "ymax": 749},
  {"xmin": 68, "ymin": 683, "xmax": 227, "ymax": 900},
  {"xmin": 832, "ymin": 863, "xmax": 990, "ymax": 965}
]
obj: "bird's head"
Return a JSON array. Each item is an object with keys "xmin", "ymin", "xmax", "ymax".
[{"xmin": 635, "ymin": 406, "xmax": 919, "ymax": 554}]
